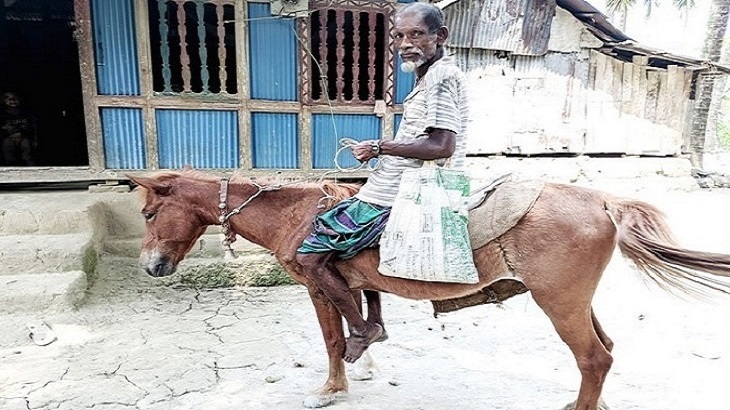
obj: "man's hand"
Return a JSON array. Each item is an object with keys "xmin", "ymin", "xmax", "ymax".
[{"xmin": 352, "ymin": 140, "xmax": 380, "ymax": 163}]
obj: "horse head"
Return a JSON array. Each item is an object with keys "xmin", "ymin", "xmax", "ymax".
[{"xmin": 128, "ymin": 172, "xmax": 210, "ymax": 277}]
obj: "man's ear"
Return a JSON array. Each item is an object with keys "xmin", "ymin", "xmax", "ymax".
[{"xmin": 436, "ymin": 25, "xmax": 449, "ymax": 45}]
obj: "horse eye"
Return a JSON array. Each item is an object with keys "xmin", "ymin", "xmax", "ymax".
[{"xmin": 143, "ymin": 212, "xmax": 156, "ymax": 221}]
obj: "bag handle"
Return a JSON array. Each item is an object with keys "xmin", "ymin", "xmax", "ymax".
[{"xmin": 422, "ymin": 157, "xmax": 452, "ymax": 169}]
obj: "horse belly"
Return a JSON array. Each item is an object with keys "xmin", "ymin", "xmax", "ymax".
[{"xmin": 340, "ymin": 242, "xmax": 511, "ymax": 301}]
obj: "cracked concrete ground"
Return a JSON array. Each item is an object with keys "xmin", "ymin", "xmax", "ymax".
[{"xmin": 1, "ymin": 182, "xmax": 729, "ymax": 410}]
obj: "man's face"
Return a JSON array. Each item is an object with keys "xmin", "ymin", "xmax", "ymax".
[
  {"xmin": 2, "ymin": 93, "xmax": 20, "ymax": 108},
  {"xmin": 393, "ymin": 12, "xmax": 441, "ymax": 73}
]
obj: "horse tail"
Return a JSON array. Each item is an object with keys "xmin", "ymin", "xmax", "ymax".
[{"xmin": 605, "ymin": 199, "xmax": 730, "ymax": 298}]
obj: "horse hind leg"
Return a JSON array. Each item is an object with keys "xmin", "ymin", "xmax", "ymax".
[
  {"xmin": 533, "ymin": 291, "xmax": 613, "ymax": 410},
  {"xmin": 591, "ymin": 308, "xmax": 614, "ymax": 353}
]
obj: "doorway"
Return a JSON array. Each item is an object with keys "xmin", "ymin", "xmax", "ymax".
[{"xmin": 0, "ymin": 0, "xmax": 87, "ymax": 167}]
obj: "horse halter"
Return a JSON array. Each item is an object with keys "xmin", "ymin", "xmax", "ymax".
[{"xmin": 217, "ymin": 177, "xmax": 283, "ymax": 257}]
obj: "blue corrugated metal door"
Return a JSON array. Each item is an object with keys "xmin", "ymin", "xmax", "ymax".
[
  {"xmin": 312, "ymin": 114, "xmax": 381, "ymax": 169},
  {"xmin": 248, "ymin": 3, "xmax": 299, "ymax": 170},
  {"xmin": 92, "ymin": 0, "xmax": 145, "ymax": 170},
  {"xmin": 91, "ymin": 0, "xmax": 140, "ymax": 95},
  {"xmin": 100, "ymin": 108, "xmax": 146, "ymax": 169},
  {"xmin": 248, "ymin": 3, "xmax": 298, "ymax": 101},
  {"xmin": 156, "ymin": 110, "xmax": 239, "ymax": 169},
  {"xmin": 251, "ymin": 113, "xmax": 298, "ymax": 168},
  {"xmin": 395, "ymin": 54, "xmax": 415, "ymax": 104}
]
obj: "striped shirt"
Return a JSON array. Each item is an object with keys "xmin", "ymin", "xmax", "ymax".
[{"xmin": 356, "ymin": 55, "xmax": 470, "ymax": 207}]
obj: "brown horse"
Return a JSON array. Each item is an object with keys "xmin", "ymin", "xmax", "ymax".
[{"xmin": 129, "ymin": 170, "xmax": 730, "ymax": 410}]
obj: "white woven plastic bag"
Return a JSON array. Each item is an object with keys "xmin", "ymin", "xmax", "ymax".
[{"xmin": 378, "ymin": 166, "xmax": 479, "ymax": 283}]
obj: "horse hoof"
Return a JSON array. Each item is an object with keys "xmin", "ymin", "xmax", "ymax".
[
  {"xmin": 303, "ymin": 392, "xmax": 344, "ymax": 408},
  {"xmin": 561, "ymin": 402, "xmax": 576, "ymax": 410},
  {"xmin": 560, "ymin": 399, "xmax": 610, "ymax": 410},
  {"xmin": 349, "ymin": 367, "xmax": 374, "ymax": 381},
  {"xmin": 350, "ymin": 350, "xmax": 378, "ymax": 381}
]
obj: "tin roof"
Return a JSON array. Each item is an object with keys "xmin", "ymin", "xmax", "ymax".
[
  {"xmin": 440, "ymin": 0, "xmax": 557, "ymax": 56},
  {"xmin": 439, "ymin": 0, "xmax": 730, "ymax": 73}
]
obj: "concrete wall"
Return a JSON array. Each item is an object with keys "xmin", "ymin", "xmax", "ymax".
[{"xmin": 459, "ymin": 8, "xmax": 693, "ymax": 157}]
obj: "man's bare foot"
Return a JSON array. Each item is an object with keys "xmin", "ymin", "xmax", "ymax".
[
  {"xmin": 364, "ymin": 320, "xmax": 389, "ymax": 343},
  {"xmin": 343, "ymin": 323, "xmax": 383, "ymax": 363}
]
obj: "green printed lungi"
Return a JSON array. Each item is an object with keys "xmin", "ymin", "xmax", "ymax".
[{"xmin": 298, "ymin": 197, "xmax": 390, "ymax": 259}]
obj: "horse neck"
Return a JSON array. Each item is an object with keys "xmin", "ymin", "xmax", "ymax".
[{"xmin": 226, "ymin": 182, "xmax": 321, "ymax": 252}]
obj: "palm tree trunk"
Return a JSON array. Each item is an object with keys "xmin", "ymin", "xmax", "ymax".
[
  {"xmin": 689, "ymin": 0, "xmax": 730, "ymax": 168},
  {"xmin": 704, "ymin": 43, "xmax": 730, "ymax": 153}
]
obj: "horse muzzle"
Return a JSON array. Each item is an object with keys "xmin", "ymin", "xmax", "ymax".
[{"xmin": 139, "ymin": 251, "xmax": 176, "ymax": 277}]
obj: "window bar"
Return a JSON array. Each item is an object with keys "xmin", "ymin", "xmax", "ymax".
[
  {"xmin": 176, "ymin": 0, "xmax": 191, "ymax": 92},
  {"xmin": 158, "ymin": 0, "xmax": 172, "ymax": 91},
  {"xmin": 367, "ymin": 11, "xmax": 377, "ymax": 103},
  {"xmin": 335, "ymin": 10, "xmax": 345, "ymax": 102},
  {"xmin": 317, "ymin": 10, "xmax": 328, "ymax": 102},
  {"xmin": 352, "ymin": 11, "xmax": 361, "ymax": 102},
  {"xmin": 197, "ymin": 1, "xmax": 209, "ymax": 92},
  {"xmin": 216, "ymin": 1, "xmax": 228, "ymax": 93}
]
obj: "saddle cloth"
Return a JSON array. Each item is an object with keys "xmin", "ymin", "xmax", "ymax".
[
  {"xmin": 426, "ymin": 178, "xmax": 544, "ymax": 314},
  {"xmin": 467, "ymin": 178, "xmax": 545, "ymax": 250}
]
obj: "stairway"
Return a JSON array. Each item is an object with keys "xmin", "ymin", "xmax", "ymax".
[
  {"xmin": 0, "ymin": 190, "xmax": 104, "ymax": 313},
  {"xmin": 0, "ymin": 189, "xmax": 291, "ymax": 314}
]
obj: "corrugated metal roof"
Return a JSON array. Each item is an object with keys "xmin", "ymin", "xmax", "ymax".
[
  {"xmin": 443, "ymin": 0, "xmax": 556, "ymax": 56},
  {"xmin": 555, "ymin": 0, "xmax": 630, "ymax": 43},
  {"xmin": 441, "ymin": 0, "xmax": 730, "ymax": 74}
]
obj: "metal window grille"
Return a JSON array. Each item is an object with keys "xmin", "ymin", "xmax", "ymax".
[
  {"xmin": 147, "ymin": 0, "xmax": 237, "ymax": 94},
  {"xmin": 303, "ymin": 5, "xmax": 390, "ymax": 105}
]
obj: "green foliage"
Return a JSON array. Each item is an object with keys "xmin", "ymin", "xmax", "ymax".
[
  {"xmin": 178, "ymin": 262, "xmax": 236, "ymax": 288},
  {"xmin": 246, "ymin": 264, "xmax": 296, "ymax": 287}
]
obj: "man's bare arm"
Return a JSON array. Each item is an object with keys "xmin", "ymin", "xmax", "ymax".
[{"xmin": 351, "ymin": 128, "xmax": 455, "ymax": 162}]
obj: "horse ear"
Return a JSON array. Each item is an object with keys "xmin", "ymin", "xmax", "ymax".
[
  {"xmin": 126, "ymin": 174, "xmax": 173, "ymax": 196},
  {"xmin": 182, "ymin": 164, "xmax": 194, "ymax": 171}
]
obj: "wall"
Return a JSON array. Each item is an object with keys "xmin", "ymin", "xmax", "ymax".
[{"xmin": 462, "ymin": 7, "xmax": 693, "ymax": 157}]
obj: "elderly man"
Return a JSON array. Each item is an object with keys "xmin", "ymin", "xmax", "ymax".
[{"xmin": 296, "ymin": 2, "xmax": 470, "ymax": 363}]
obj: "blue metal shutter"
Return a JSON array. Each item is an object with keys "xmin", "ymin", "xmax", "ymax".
[
  {"xmin": 91, "ymin": 0, "xmax": 140, "ymax": 95},
  {"xmin": 394, "ymin": 54, "xmax": 415, "ymax": 104},
  {"xmin": 248, "ymin": 3, "xmax": 298, "ymax": 101},
  {"xmin": 156, "ymin": 110, "xmax": 239, "ymax": 169},
  {"xmin": 251, "ymin": 113, "xmax": 299, "ymax": 168},
  {"xmin": 311, "ymin": 114, "xmax": 381, "ymax": 169},
  {"xmin": 100, "ymin": 108, "xmax": 146, "ymax": 169}
]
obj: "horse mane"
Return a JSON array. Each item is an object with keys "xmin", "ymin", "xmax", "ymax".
[{"xmin": 132, "ymin": 169, "xmax": 361, "ymax": 210}]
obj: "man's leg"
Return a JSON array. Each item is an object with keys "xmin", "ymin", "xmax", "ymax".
[
  {"xmin": 296, "ymin": 251, "xmax": 383, "ymax": 363},
  {"xmin": 363, "ymin": 290, "xmax": 388, "ymax": 342}
]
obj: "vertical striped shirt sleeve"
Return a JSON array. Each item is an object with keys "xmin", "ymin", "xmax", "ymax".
[{"xmin": 425, "ymin": 70, "xmax": 462, "ymax": 134}]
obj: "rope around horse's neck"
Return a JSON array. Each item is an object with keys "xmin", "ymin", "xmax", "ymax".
[{"xmin": 217, "ymin": 139, "xmax": 375, "ymax": 255}]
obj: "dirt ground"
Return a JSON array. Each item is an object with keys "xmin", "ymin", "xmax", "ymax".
[{"xmin": 1, "ymin": 180, "xmax": 729, "ymax": 410}]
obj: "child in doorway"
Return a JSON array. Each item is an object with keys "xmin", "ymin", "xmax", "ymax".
[{"xmin": 0, "ymin": 92, "xmax": 37, "ymax": 166}]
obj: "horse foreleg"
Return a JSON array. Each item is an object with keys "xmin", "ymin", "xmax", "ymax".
[{"xmin": 304, "ymin": 288, "xmax": 348, "ymax": 409}]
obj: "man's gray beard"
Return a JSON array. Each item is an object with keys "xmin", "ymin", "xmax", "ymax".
[{"xmin": 400, "ymin": 59, "xmax": 422, "ymax": 73}]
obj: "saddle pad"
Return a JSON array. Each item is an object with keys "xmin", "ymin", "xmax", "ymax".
[{"xmin": 467, "ymin": 180, "xmax": 545, "ymax": 250}]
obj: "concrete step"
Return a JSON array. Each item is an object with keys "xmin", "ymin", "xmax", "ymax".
[
  {"xmin": 0, "ymin": 271, "xmax": 87, "ymax": 313},
  {"xmin": 0, "ymin": 191, "xmax": 102, "ymax": 236},
  {"xmin": 0, "ymin": 234, "xmax": 95, "ymax": 276}
]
